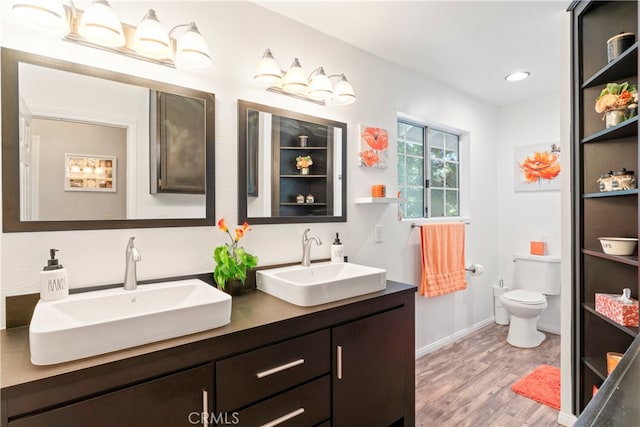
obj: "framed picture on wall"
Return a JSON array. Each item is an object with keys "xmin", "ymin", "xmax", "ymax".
[
  {"xmin": 514, "ymin": 142, "xmax": 561, "ymax": 192},
  {"xmin": 64, "ymin": 154, "xmax": 116, "ymax": 192}
]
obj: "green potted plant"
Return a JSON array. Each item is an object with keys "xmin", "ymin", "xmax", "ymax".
[{"xmin": 213, "ymin": 219, "xmax": 258, "ymax": 295}]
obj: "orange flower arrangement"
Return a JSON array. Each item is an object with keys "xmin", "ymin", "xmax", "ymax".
[
  {"xmin": 518, "ymin": 151, "xmax": 561, "ymax": 183},
  {"xmin": 595, "ymin": 82, "xmax": 638, "ymax": 114}
]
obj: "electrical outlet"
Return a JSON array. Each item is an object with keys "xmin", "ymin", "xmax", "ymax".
[{"xmin": 374, "ymin": 225, "xmax": 383, "ymax": 243}]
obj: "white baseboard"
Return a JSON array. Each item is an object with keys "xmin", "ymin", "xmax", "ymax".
[
  {"xmin": 557, "ymin": 411, "xmax": 577, "ymax": 426},
  {"xmin": 415, "ymin": 317, "xmax": 495, "ymax": 359},
  {"xmin": 538, "ymin": 322, "xmax": 561, "ymax": 335}
]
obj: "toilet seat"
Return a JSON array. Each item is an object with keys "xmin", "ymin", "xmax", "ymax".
[{"xmin": 502, "ymin": 289, "xmax": 545, "ymax": 305}]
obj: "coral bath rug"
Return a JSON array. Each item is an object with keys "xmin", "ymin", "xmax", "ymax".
[{"xmin": 511, "ymin": 365, "xmax": 560, "ymax": 410}]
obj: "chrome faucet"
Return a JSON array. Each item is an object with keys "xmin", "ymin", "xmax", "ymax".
[
  {"xmin": 301, "ymin": 228, "xmax": 322, "ymax": 267},
  {"xmin": 124, "ymin": 237, "xmax": 141, "ymax": 290}
]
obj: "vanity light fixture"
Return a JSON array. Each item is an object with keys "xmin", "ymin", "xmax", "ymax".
[
  {"xmin": 505, "ymin": 71, "xmax": 531, "ymax": 82},
  {"xmin": 254, "ymin": 49, "xmax": 356, "ymax": 106},
  {"xmin": 10, "ymin": 0, "xmax": 212, "ymax": 68}
]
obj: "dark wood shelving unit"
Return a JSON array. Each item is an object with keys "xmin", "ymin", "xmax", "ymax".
[
  {"xmin": 571, "ymin": 0, "xmax": 639, "ymax": 415},
  {"xmin": 272, "ymin": 116, "xmax": 335, "ymax": 217}
]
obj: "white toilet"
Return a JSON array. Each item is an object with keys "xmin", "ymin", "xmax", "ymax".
[{"xmin": 500, "ymin": 253, "xmax": 561, "ymax": 348}]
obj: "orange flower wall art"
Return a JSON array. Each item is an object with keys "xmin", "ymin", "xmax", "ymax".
[
  {"xmin": 515, "ymin": 143, "xmax": 561, "ymax": 192},
  {"xmin": 359, "ymin": 125, "xmax": 389, "ymax": 168}
]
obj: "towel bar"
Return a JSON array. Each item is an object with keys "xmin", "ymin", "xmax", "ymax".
[{"xmin": 410, "ymin": 221, "xmax": 470, "ymax": 228}]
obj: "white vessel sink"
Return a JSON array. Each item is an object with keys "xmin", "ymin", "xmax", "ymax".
[
  {"xmin": 256, "ymin": 262, "xmax": 386, "ymax": 306},
  {"xmin": 29, "ymin": 279, "xmax": 231, "ymax": 365}
]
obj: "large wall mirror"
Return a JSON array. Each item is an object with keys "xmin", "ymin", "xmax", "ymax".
[
  {"xmin": 238, "ymin": 100, "xmax": 347, "ymax": 224},
  {"xmin": 1, "ymin": 48, "xmax": 215, "ymax": 232}
]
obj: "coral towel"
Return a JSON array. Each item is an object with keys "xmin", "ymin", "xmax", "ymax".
[{"xmin": 419, "ymin": 223, "xmax": 467, "ymax": 297}]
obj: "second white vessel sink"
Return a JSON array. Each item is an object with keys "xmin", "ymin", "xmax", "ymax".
[
  {"xmin": 29, "ymin": 278, "xmax": 231, "ymax": 365},
  {"xmin": 256, "ymin": 262, "xmax": 386, "ymax": 306}
]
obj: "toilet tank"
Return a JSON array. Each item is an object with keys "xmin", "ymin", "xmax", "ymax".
[{"xmin": 513, "ymin": 253, "xmax": 561, "ymax": 295}]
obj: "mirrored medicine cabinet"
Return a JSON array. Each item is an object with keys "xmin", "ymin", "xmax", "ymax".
[
  {"xmin": 238, "ymin": 100, "xmax": 347, "ymax": 224},
  {"xmin": 1, "ymin": 48, "xmax": 215, "ymax": 232}
]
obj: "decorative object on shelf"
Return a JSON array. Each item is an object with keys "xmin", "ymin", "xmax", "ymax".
[
  {"xmin": 296, "ymin": 194, "xmax": 305, "ymax": 204},
  {"xmin": 305, "ymin": 194, "xmax": 315, "ymax": 203},
  {"xmin": 606, "ymin": 351, "xmax": 624, "ymax": 375},
  {"xmin": 213, "ymin": 219, "xmax": 258, "ymax": 293},
  {"xmin": 11, "ymin": 1, "xmax": 212, "ymax": 68},
  {"xmin": 595, "ymin": 82, "xmax": 638, "ymax": 128},
  {"xmin": 371, "ymin": 184, "xmax": 386, "ymax": 198},
  {"xmin": 514, "ymin": 143, "xmax": 561, "ymax": 192},
  {"xmin": 598, "ymin": 171, "xmax": 614, "ymax": 192},
  {"xmin": 598, "ymin": 237, "xmax": 638, "ymax": 256},
  {"xmin": 298, "ymin": 135, "xmax": 308, "ymax": 147},
  {"xmin": 607, "ymin": 32, "xmax": 635, "ymax": 62},
  {"xmin": 253, "ymin": 49, "xmax": 355, "ymax": 105},
  {"xmin": 359, "ymin": 126, "xmax": 389, "ymax": 168},
  {"xmin": 595, "ymin": 288, "xmax": 639, "ymax": 327},
  {"xmin": 296, "ymin": 155, "xmax": 313, "ymax": 175},
  {"xmin": 612, "ymin": 168, "xmax": 636, "ymax": 190},
  {"xmin": 530, "ymin": 241, "xmax": 547, "ymax": 256}
]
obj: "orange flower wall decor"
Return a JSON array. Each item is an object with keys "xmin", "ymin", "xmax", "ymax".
[
  {"xmin": 515, "ymin": 143, "xmax": 561, "ymax": 192},
  {"xmin": 359, "ymin": 125, "xmax": 389, "ymax": 168}
]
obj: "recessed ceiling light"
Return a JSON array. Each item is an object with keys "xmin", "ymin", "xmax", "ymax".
[{"xmin": 505, "ymin": 71, "xmax": 531, "ymax": 82}]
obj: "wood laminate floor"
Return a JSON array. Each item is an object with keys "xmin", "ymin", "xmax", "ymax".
[{"xmin": 415, "ymin": 323, "xmax": 561, "ymax": 427}]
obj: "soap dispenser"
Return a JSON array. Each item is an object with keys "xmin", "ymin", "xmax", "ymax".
[
  {"xmin": 331, "ymin": 233, "xmax": 344, "ymax": 263},
  {"xmin": 40, "ymin": 249, "xmax": 69, "ymax": 301}
]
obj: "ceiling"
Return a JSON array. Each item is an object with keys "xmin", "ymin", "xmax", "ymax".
[{"xmin": 255, "ymin": 1, "xmax": 569, "ymax": 106}]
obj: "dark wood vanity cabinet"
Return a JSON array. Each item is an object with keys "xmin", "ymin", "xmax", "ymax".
[
  {"xmin": 570, "ymin": 0, "xmax": 640, "ymax": 414},
  {"xmin": 8, "ymin": 364, "xmax": 213, "ymax": 427},
  {"xmin": 1, "ymin": 283, "xmax": 415, "ymax": 427}
]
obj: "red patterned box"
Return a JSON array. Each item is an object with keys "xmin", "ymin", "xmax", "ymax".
[{"xmin": 595, "ymin": 293, "xmax": 639, "ymax": 327}]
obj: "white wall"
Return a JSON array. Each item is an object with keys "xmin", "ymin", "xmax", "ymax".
[
  {"xmin": 496, "ymin": 94, "xmax": 562, "ymax": 334},
  {"xmin": 0, "ymin": 2, "xmax": 498, "ymax": 354}
]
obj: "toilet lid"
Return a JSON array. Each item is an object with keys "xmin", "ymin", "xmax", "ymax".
[{"xmin": 502, "ymin": 290, "xmax": 546, "ymax": 304}]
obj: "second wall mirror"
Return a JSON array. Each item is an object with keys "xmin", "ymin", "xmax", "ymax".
[{"xmin": 238, "ymin": 100, "xmax": 347, "ymax": 224}]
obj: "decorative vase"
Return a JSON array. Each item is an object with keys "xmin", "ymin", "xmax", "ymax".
[
  {"xmin": 219, "ymin": 279, "xmax": 244, "ymax": 296},
  {"xmin": 605, "ymin": 108, "xmax": 626, "ymax": 128},
  {"xmin": 298, "ymin": 135, "xmax": 308, "ymax": 147},
  {"xmin": 300, "ymin": 167, "xmax": 310, "ymax": 175}
]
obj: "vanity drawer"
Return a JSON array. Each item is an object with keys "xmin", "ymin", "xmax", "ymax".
[
  {"xmin": 235, "ymin": 376, "xmax": 330, "ymax": 427},
  {"xmin": 216, "ymin": 329, "xmax": 329, "ymax": 411}
]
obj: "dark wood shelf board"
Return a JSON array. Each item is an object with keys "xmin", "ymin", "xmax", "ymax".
[
  {"xmin": 280, "ymin": 147, "xmax": 328, "ymax": 150},
  {"xmin": 280, "ymin": 175, "xmax": 328, "ymax": 178},
  {"xmin": 582, "ymin": 116, "xmax": 638, "ymax": 143},
  {"xmin": 280, "ymin": 203, "xmax": 328, "ymax": 206},
  {"xmin": 582, "ymin": 189, "xmax": 639, "ymax": 198},
  {"xmin": 582, "ymin": 248, "xmax": 639, "ymax": 266},
  {"xmin": 582, "ymin": 42, "xmax": 639, "ymax": 89},
  {"xmin": 583, "ymin": 303, "xmax": 639, "ymax": 337},
  {"xmin": 582, "ymin": 356, "xmax": 607, "ymax": 381}
]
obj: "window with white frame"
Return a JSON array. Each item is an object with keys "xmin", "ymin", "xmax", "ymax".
[{"xmin": 397, "ymin": 120, "xmax": 460, "ymax": 219}]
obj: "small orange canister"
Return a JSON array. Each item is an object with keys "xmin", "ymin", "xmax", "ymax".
[{"xmin": 371, "ymin": 185, "xmax": 386, "ymax": 198}]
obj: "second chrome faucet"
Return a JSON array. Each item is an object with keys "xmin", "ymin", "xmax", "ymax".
[
  {"xmin": 124, "ymin": 237, "xmax": 142, "ymax": 290},
  {"xmin": 301, "ymin": 229, "xmax": 322, "ymax": 267}
]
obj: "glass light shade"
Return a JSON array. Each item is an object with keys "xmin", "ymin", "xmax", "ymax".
[
  {"xmin": 333, "ymin": 74, "xmax": 356, "ymax": 105},
  {"xmin": 11, "ymin": 0, "xmax": 68, "ymax": 32},
  {"xmin": 282, "ymin": 58, "xmax": 308, "ymax": 93},
  {"xmin": 79, "ymin": 0, "xmax": 125, "ymax": 48},
  {"xmin": 308, "ymin": 67, "xmax": 333, "ymax": 101},
  {"xmin": 254, "ymin": 49, "xmax": 282, "ymax": 85},
  {"xmin": 133, "ymin": 9, "xmax": 171, "ymax": 60},
  {"xmin": 175, "ymin": 23, "xmax": 212, "ymax": 68}
]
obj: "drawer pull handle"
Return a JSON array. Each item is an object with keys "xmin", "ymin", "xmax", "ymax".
[
  {"xmin": 337, "ymin": 345, "xmax": 343, "ymax": 380},
  {"xmin": 260, "ymin": 408, "xmax": 305, "ymax": 427},
  {"xmin": 256, "ymin": 358, "xmax": 305, "ymax": 379},
  {"xmin": 202, "ymin": 389, "xmax": 209, "ymax": 426}
]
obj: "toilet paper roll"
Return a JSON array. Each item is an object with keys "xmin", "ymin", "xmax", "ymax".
[
  {"xmin": 469, "ymin": 263, "xmax": 485, "ymax": 276},
  {"xmin": 493, "ymin": 284, "xmax": 510, "ymax": 325}
]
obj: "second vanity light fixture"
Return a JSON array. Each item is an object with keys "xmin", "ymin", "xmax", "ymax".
[
  {"xmin": 11, "ymin": 0, "xmax": 212, "ymax": 68},
  {"xmin": 254, "ymin": 49, "xmax": 356, "ymax": 106}
]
